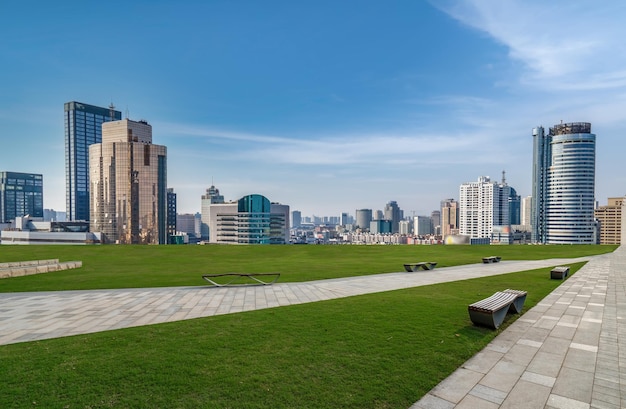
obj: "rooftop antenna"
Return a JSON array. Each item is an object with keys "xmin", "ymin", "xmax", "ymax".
[
  {"xmin": 502, "ymin": 170, "xmax": 506, "ymax": 185},
  {"xmin": 125, "ymin": 106, "xmax": 130, "ymax": 119},
  {"xmin": 109, "ymin": 102, "xmax": 115, "ymax": 121}
]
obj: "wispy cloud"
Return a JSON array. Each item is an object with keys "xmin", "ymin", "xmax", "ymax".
[{"xmin": 434, "ymin": 1, "xmax": 626, "ymax": 90}]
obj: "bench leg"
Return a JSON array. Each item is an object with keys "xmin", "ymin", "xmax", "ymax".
[{"xmin": 469, "ymin": 308, "xmax": 509, "ymax": 329}]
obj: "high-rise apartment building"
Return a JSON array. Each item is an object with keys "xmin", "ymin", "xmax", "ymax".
[
  {"xmin": 413, "ymin": 215, "xmax": 432, "ymax": 236},
  {"xmin": 440, "ymin": 199, "xmax": 458, "ymax": 237},
  {"xmin": 532, "ymin": 122, "xmax": 596, "ymax": 244},
  {"xmin": 89, "ymin": 119, "xmax": 167, "ymax": 244},
  {"xmin": 65, "ymin": 101, "xmax": 121, "ymax": 221},
  {"xmin": 459, "ymin": 176, "xmax": 510, "ymax": 240},
  {"xmin": 200, "ymin": 184, "xmax": 225, "ymax": 240},
  {"xmin": 595, "ymin": 197, "xmax": 624, "ymax": 244},
  {"xmin": 0, "ymin": 172, "xmax": 43, "ymax": 223}
]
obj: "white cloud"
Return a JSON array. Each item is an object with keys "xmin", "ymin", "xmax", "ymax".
[{"xmin": 435, "ymin": 1, "xmax": 626, "ymax": 90}]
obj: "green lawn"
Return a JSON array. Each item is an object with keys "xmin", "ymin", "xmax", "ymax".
[
  {"xmin": 0, "ymin": 244, "xmax": 616, "ymax": 292},
  {"xmin": 0, "ymin": 245, "xmax": 614, "ymax": 407},
  {"xmin": 0, "ymin": 261, "xmax": 589, "ymax": 408}
]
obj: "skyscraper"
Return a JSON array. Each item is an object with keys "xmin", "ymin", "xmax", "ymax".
[
  {"xmin": 89, "ymin": 119, "xmax": 167, "ymax": 244},
  {"xmin": 167, "ymin": 188, "xmax": 177, "ymax": 241},
  {"xmin": 64, "ymin": 101, "xmax": 121, "ymax": 221},
  {"xmin": 384, "ymin": 200, "xmax": 402, "ymax": 233},
  {"xmin": 0, "ymin": 172, "xmax": 43, "ymax": 223},
  {"xmin": 532, "ymin": 122, "xmax": 596, "ymax": 244},
  {"xmin": 355, "ymin": 209, "xmax": 373, "ymax": 231}
]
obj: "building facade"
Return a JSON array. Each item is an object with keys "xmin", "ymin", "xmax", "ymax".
[
  {"xmin": 532, "ymin": 122, "xmax": 596, "ymax": 244},
  {"xmin": 459, "ymin": 176, "xmax": 510, "ymax": 241},
  {"xmin": 207, "ymin": 194, "xmax": 289, "ymax": 244},
  {"xmin": 65, "ymin": 101, "xmax": 121, "ymax": 221},
  {"xmin": 0, "ymin": 172, "xmax": 43, "ymax": 223},
  {"xmin": 89, "ymin": 119, "xmax": 167, "ymax": 244},
  {"xmin": 292, "ymin": 210, "xmax": 302, "ymax": 228},
  {"xmin": 384, "ymin": 200, "xmax": 402, "ymax": 233},
  {"xmin": 595, "ymin": 197, "xmax": 624, "ymax": 244}
]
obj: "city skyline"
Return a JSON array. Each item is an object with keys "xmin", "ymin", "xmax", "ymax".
[{"xmin": 2, "ymin": 2, "xmax": 626, "ymax": 217}]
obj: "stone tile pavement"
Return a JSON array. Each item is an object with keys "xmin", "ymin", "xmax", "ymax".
[{"xmin": 0, "ymin": 252, "xmax": 622, "ymax": 408}]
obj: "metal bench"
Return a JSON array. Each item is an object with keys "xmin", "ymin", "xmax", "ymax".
[
  {"xmin": 482, "ymin": 256, "xmax": 501, "ymax": 264},
  {"xmin": 468, "ymin": 289, "xmax": 526, "ymax": 329},
  {"xmin": 403, "ymin": 262, "xmax": 437, "ymax": 272},
  {"xmin": 550, "ymin": 266, "xmax": 570, "ymax": 280},
  {"xmin": 202, "ymin": 273, "xmax": 280, "ymax": 287}
]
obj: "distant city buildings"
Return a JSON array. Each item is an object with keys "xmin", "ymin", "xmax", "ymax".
[
  {"xmin": 595, "ymin": 197, "xmax": 624, "ymax": 244},
  {"xmin": 532, "ymin": 122, "xmax": 596, "ymax": 244},
  {"xmin": 413, "ymin": 215, "xmax": 432, "ymax": 236},
  {"xmin": 206, "ymin": 194, "xmax": 289, "ymax": 244},
  {"xmin": 64, "ymin": 101, "xmax": 121, "ymax": 221},
  {"xmin": 292, "ymin": 210, "xmax": 302, "ymax": 228},
  {"xmin": 521, "ymin": 196, "xmax": 532, "ymax": 227},
  {"xmin": 89, "ymin": 118, "xmax": 168, "ymax": 244},
  {"xmin": 0, "ymin": 172, "xmax": 43, "ymax": 223},
  {"xmin": 384, "ymin": 200, "xmax": 402, "ymax": 233}
]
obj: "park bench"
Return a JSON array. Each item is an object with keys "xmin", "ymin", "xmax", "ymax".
[
  {"xmin": 550, "ymin": 266, "xmax": 570, "ymax": 280},
  {"xmin": 482, "ymin": 256, "xmax": 501, "ymax": 264},
  {"xmin": 403, "ymin": 262, "xmax": 437, "ymax": 272},
  {"xmin": 468, "ymin": 289, "xmax": 527, "ymax": 329},
  {"xmin": 202, "ymin": 273, "xmax": 280, "ymax": 287}
]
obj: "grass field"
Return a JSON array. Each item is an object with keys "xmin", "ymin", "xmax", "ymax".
[
  {"xmin": 0, "ymin": 244, "xmax": 616, "ymax": 292},
  {"xmin": 0, "ymin": 245, "xmax": 616, "ymax": 407}
]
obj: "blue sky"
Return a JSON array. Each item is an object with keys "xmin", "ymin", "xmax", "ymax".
[{"xmin": 2, "ymin": 1, "xmax": 626, "ymax": 218}]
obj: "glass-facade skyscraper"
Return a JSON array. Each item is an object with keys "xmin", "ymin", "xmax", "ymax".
[
  {"xmin": 65, "ymin": 101, "xmax": 121, "ymax": 221},
  {"xmin": 531, "ymin": 122, "xmax": 596, "ymax": 244},
  {"xmin": 0, "ymin": 172, "xmax": 43, "ymax": 223},
  {"xmin": 89, "ymin": 119, "xmax": 167, "ymax": 244}
]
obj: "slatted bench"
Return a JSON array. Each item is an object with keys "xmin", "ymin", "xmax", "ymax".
[
  {"xmin": 202, "ymin": 273, "xmax": 280, "ymax": 287},
  {"xmin": 550, "ymin": 266, "xmax": 570, "ymax": 280},
  {"xmin": 482, "ymin": 256, "xmax": 501, "ymax": 264},
  {"xmin": 468, "ymin": 289, "xmax": 527, "ymax": 329},
  {"xmin": 403, "ymin": 262, "xmax": 437, "ymax": 272}
]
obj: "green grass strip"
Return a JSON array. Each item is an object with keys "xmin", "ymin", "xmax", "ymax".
[{"xmin": 0, "ymin": 244, "xmax": 615, "ymax": 292}]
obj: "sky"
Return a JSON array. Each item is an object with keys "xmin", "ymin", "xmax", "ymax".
[{"xmin": 2, "ymin": 0, "xmax": 626, "ymax": 219}]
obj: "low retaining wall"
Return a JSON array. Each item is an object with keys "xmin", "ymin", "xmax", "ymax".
[{"xmin": 0, "ymin": 260, "xmax": 82, "ymax": 279}]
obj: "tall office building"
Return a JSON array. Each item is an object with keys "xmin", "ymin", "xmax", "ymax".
[
  {"xmin": 355, "ymin": 209, "xmax": 373, "ymax": 230},
  {"xmin": 509, "ymin": 187, "xmax": 521, "ymax": 225},
  {"xmin": 89, "ymin": 119, "xmax": 167, "ymax": 244},
  {"xmin": 532, "ymin": 122, "xmax": 596, "ymax": 244},
  {"xmin": 200, "ymin": 184, "xmax": 225, "ymax": 240},
  {"xmin": 459, "ymin": 176, "xmax": 510, "ymax": 240},
  {"xmin": 384, "ymin": 200, "xmax": 402, "ymax": 233},
  {"xmin": 440, "ymin": 199, "xmax": 458, "ymax": 237},
  {"xmin": 413, "ymin": 215, "xmax": 433, "ymax": 236},
  {"xmin": 65, "ymin": 101, "xmax": 121, "ymax": 221},
  {"xmin": 167, "ymin": 188, "xmax": 177, "ymax": 241},
  {"xmin": 291, "ymin": 210, "xmax": 302, "ymax": 228},
  {"xmin": 0, "ymin": 172, "xmax": 43, "ymax": 223}
]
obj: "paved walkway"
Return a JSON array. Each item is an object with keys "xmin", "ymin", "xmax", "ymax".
[
  {"xmin": 0, "ymin": 251, "xmax": 623, "ymax": 408},
  {"xmin": 413, "ymin": 247, "xmax": 625, "ymax": 409}
]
